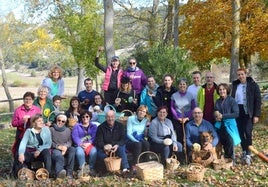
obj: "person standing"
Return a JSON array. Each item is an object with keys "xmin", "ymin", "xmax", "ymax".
[
  {"xmin": 214, "ymin": 83, "xmax": 240, "ymax": 161},
  {"xmin": 95, "ymin": 47, "xmax": 123, "ymax": 105},
  {"xmin": 197, "ymin": 72, "xmax": 219, "ymax": 124},
  {"xmin": 50, "ymin": 114, "xmax": 76, "ymax": 179},
  {"xmin": 123, "ymin": 57, "xmax": 147, "ymax": 102},
  {"xmin": 140, "ymin": 76, "xmax": 159, "ymax": 118},
  {"xmin": 78, "ymin": 78, "xmax": 99, "ymax": 110},
  {"xmin": 231, "ymin": 68, "xmax": 261, "ymax": 165},
  {"xmin": 171, "ymin": 78, "xmax": 196, "ymax": 145},
  {"xmin": 153, "ymin": 74, "xmax": 177, "ymax": 120},
  {"xmin": 187, "ymin": 71, "xmax": 202, "ymax": 106},
  {"xmin": 42, "ymin": 65, "xmax": 65, "ymax": 100}
]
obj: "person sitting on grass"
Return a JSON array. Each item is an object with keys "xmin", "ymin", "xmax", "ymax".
[
  {"xmin": 50, "ymin": 114, "xmax": 76, "ymax": 179},
  {"xmin": 15, "ymin": 114, "xmax": 52, "ymax": 177}
]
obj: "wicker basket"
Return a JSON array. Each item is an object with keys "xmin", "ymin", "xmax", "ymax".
[
  {"xmin": 35, "ymin": 168, "xmax": 49, "ymax": 180},
  {"xmin": 213, "ymin": 158, "xmax": 233, "ymax": 170},
  {"xmin": 104, "ymin": 152, "xmax": 122, "ymax": 172},
  {"xmin": 192, "ymin": 150, "xmax": 214, "ymax": 167},
  {"xmin": 166, "ymin": 153, "xmax": 180, "ymax": 171},
  {"xmin": 118, "ymin": 110, "xmax": 133, "ymax": 126},
  {"xmin": 98, "ymin": 105, "xmax": 121, "ymax": 123},
  {"xmin": 136, "ymin": 151, "xmax": 164, "ymax": 181},
  {"xmin": 18, "ymin": 168, "xmax": 35, "ymax": 181},
  {"xmin": 186, "ymin": 163, "xmax": 206, "ymax": 182},
  {"xmin": 67, "ymin": 118, "xmax": 78, "ymax": 129}
]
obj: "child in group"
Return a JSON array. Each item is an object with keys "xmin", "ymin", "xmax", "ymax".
[{"xmin": 52, "ymin": 95, "xmax": 62, "ymax": 116}]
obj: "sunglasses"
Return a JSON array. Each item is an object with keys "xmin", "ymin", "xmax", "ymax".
[
  {"xmin": 57, "ymin": 119, "xmax": 66, "ymax": 123},
  {"xmin": 129, "ymin": 62, "xmax": 136, "ymax": 65},
  {"xmin": 82, "ymin": 115, "xmax": 90, "ymax": 119}
]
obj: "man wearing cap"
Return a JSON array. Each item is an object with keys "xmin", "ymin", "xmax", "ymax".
[{"xmin": 95, "ymin": 47, "xmax": 123, "ymax": 104}]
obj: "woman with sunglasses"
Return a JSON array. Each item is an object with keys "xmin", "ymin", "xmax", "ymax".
[
  {"xmin": 72, "ymin": 111, "xmax": 98, "ymax": 177},
  {"xmin": 16, "ymin": 114, "xmax": 52, "ymax": 177},
  {"xmin": 50, "ymin": 114, "xmax": 76, "ymax": 179},
  {"xmin": 123, "ymin": 57, "xmax": 147, "ymax": 102}
]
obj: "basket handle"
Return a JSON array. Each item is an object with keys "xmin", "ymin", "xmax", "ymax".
[
  {"xmin": 109, "ymin": 151, "xmax": 116, "ymax": 158},
  {"xmin": 120, "ymin": 109, "xmax": 134, "ymax": 116},
  {"xmin": 137, "ymin": 151, "xmax": 160, "ymax": 164},
  {"xmin": 170, "ymin": 153, "xmax": 177, "ymax": 160},
  {"xmin": 188, "ymin": 163, "xmax": 204, "ymax": 170},
  {"xmin": 104, "ymin": 104, "xmax": 117, "ymax": 113}
]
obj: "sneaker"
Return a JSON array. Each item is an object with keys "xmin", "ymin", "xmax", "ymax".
[
  {"xmin": 245, "ymin": 155, "xmax": 252, "ymax": 165},
  {"xmin": 89, "ymin": 169, "xmax": 97, "ymax": 177},
  {"xmin": 122, "ymin": 169, "xmax": 132, "ymax": 178},
  {"xmin": 240, "ymin": 151, "xmax": 246, "ymax": 164},
  {"xmin": 57, "ymin": 169, "xmax": 66, "ymax": 179}
]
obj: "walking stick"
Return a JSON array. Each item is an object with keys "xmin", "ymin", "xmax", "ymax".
[{"xmin": 181, "ymin": 108, "xmax": 188, "ymax": 164}]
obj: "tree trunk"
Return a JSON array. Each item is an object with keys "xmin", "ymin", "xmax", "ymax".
[
  {"xmin": 148, "ymin": 0, "xmax": 160, "ymax": 47},
  {"xmin": 76, "ymin": 65, "xmax": 85, "ymax": 94},
  {"xmin": 104, "ymin": 0, "xmax": 115, "ymax": 65},
  {"xmin": 230, "ymin": 0, "xmax": 240, "ymax": 82},
  {"xmin": 173, "ymin": 0, "xmax": 179, "ymax": 48},
  {"xmin": 164, "ymin": 0, "xmax": 174, "ymax": 45},
  {"xmin": 0, "ymin": 47, "xmax": 14, "ymax": 112}
]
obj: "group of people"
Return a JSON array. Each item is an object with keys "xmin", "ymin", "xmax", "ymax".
[{"xmin": 11, "ymin": 49, "xmax": 261, "ymax": 180}]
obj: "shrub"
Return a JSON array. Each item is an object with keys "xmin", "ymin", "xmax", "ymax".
[{"xmin": 10, "ymin": 80, "xmax": 28, "ymax": 87}]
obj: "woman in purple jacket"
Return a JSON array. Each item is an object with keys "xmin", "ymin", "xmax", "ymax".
[
  {"xmin": 72, "ymin": 111, "xmax": 98, "ymax": 177},
  {"xmin": 123, "ymin": 57, "xmax": 147, "ymax": 102}
]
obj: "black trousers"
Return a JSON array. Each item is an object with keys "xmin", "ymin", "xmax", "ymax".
[
  {"xmin": 126, "ymin": 140, "xmax": 150, "ymax": 166},
  {"xmin": 236, "ymin": 105, "xmax": 253, "ymax": 155},
  {"xmin": 217, "ymin": 126, "xmax": 234, "ymax": 159}
]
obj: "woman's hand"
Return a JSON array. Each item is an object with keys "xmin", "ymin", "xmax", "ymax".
[
  {"xmin": 18, "ymin": 154, "xmax": 25, "ymax": 164},
  {"xmin": 34, "ymin": 150, "xmax": 40, "ymax": 158},
  {"xmin": 173, "ymin": 144, "xmax": 178, "ymax": 152},
  {"xmin": 115, "ymin": 98, "xmax": 121, "ymax": 106}
]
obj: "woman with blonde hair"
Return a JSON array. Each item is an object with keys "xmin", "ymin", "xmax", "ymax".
[
  {"xmin": 34, "ymin": 86, "xmax": 55, "ymax": 126},
  {"xmin": 126, "ymin": 105, "xmax": 150, "ymax": 170},
  {"xmin": 42, "ymin": 65, "xmax": 65, "ymax": 100}
]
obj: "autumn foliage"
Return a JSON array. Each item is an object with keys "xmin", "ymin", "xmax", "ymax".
[{"xmin": 179, "ymin": 0, "xmax": 268, "ymax": 68}]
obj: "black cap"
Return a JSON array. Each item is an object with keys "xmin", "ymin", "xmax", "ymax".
[
  {"xmin": 121, "ymin": 76, "xmax": 130, "ymax": 84},
  {"xmin": 111, "ymin": 56, "xmax": 119, "ymax": 61}
]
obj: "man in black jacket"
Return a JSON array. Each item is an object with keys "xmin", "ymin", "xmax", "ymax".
[
  {"xmin": 231, "ymin": 68, "xmax": 261, "ymax": 165},
  {"xmin": 95, "ymin": 110, "xmax": 130, "ymax": 173}
]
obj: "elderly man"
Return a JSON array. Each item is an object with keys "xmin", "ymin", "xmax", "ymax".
[
  {"xmin": 95, "ymin": 110, "xmax": 130, "ymax": 174},
  {"xmin": 185, "ymin": 107, "xmax": 219, "ymax": 158},
  {"xmin": 197, "ymin": 72, "xmax": 219, "ymax": 124}
]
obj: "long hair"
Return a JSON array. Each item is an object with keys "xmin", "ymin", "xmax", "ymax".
[
  {"xmin": 48, "ymin": 65, "xmax": 63, "ymax": 79},
  {"xmin": 66, "ymin": 96, "xmax": 82, "ymax": 114}
]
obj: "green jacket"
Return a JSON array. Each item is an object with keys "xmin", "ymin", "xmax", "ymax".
[
  {"xmin": 34, "ymin": 97, "xmax": 55, "ymax": 123},
  {"xmin": 197, "ymin": 83, "xmax": 219, "ymax": 111}
]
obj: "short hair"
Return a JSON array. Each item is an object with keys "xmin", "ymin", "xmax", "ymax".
[
  {"xmin": 80, "ymin": 110, "xmax": 92, "ymax": 119},
  {"xmin": 48, "ymin": 65, "xmax": 63, "ymax": 79},
  {"xmin": 52, "ymin": 95, "xmax": 62, "ymax": 102},
  {"xmin": 157, "ymin": 106, "xmax": 169, "ymax": 113},
  {"xmin": 237, "ymin": 68, "xmax": 247, "ymax": 74},
  {"xmin": 178, "ymin": 78, "xmax": 188, "ymax": 84},
  {"xmin": 56, "ymin": 114, "xmax": 67, "ymax": 121},
  {"xmin": 192, "ymin": 71, "xmax": 201, "ymax": 76},
  {"xmin": 217, "ymin": 83, "xmax": 231, "ymax": 95},
  {"xmin": 84, "ymin": 78, "xmax": 93, "ymax": 85},
  {"xmin": 23, "ymin": 92, "xmax": 35, "ymax": 100},
  {"xmin": 37, "ymin": 86, "xmax": 49, "ymax": 95},
  {"xmin": 128, "ymin": 57, "xmax": 137, "ymax": 63}
]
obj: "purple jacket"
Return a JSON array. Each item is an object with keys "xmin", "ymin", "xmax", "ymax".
[
  {"xmin": 123, "ymin": 67, "xmax": 147, "ymax": 95},
  {"xmin": 71, "ymin": 122, "xmax": 98, "ymax": 146}
]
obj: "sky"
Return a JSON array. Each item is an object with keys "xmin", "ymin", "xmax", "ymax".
[{"xmin": 0, "ymin": 0, "xmax": 24, "ymax": 19}]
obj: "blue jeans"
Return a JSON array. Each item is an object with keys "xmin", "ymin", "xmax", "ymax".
[
  {"xmin": 97, "ymin": 145, "xmax": 129, "ymax": 170},
  {"xmin": 75, "ymin": 146, "xmax": 97, "ymax": 170},
  {"xmin": 51, "ymin": 147, "xmax": 76, "ymax": 176}
]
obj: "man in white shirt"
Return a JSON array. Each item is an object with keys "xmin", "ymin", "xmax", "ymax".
[{"xmin": 187, "ymin": 71, "xmax": 202, "ymax": 106}]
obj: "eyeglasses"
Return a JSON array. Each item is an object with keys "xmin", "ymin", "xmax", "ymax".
[
  {"xmin": 57, "ymin": 119, "xmax": 66, "ymax": 123},
  {"xmin": 129, "ymin": 62, "xmax": 136, "ymax": 65},
  {"xmin": 82, "ymin": 115, "xmax": 90, "ymax": 119}
]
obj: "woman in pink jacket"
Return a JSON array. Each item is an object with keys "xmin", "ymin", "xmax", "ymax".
[{"xmin": 95, "ymin": 47, "xmax": 123, "ymax": 105}]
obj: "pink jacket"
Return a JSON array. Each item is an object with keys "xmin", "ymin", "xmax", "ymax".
[
  {"xmin": 102, "ymin": 66, "xmax": 123, "ymax": 91},
  {"xmin": 12, "ymin": 104, "xmax": 41, "ymax": 130}
]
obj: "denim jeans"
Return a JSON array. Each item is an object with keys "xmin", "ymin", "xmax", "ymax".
[
  {"xmin": 51, "ymin": 146, "xmax": 76, "ymax": 176},
  {"xmin": 97, "ymin": 145, "xmax": 130, "ymax": 170},
  {"xmin": 76, "ymin": 146, "xmax": 97, "ymax": 170}
]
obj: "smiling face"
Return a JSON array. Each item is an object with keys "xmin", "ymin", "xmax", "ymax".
[
  {"xmin": 23, "ymin": 96, "xmax": 34, "ymax": 109},
  {"xmin": 33, "ymin": 117, "xmax": 44, "ymax": 129},
  {"xmin": 157, "ymin": 108, "xmax": 168, "ymax": 121},
  {"xmin": 81, "ymin": 113, "xmax": 91, "ymax": 125},
  {"xmin": 164, "ymin": 76, "xmax": 173, "ymax": 89},
  {"xmin": 106, "ymin": 110, "xmax": 116, "ymax": 127},
  {"xmin": 178, "ymin": 80, "xmax": 187, "ymax": 93},
  {"xmin": 39, "ymin": 90, "xmax": 48, "ymax": 99},
  {"xmin": 128, "ymin": 58, "xmax": 137, "ymax": 69},
  {"xmin": 56, "ymin": 115, "xmax": 67, "ymax": 127},
  {"xmin": 205, "ymin": 72, "xmax": 215, "ymax": 86},
  {"xmin": 192, "ymin": 73, "xmax": 201, "ymax": 86},
  {"xmin": 237, "ymin": 70, "xmax": 247, "ymax": 84},
  {"xmin": 84, "ymin": 80, "xmax": 93, "ymax": 92},
  {"xmin": 218, "ymin": 85, "xmax": 227, "ymax": 98},
  {"xmin": 94, "ymin": 95, "xmax": 102, "ymax": 105},
  {"xmin": 71, "ymin": 99, "xmax": 79, "ymax": 109}
]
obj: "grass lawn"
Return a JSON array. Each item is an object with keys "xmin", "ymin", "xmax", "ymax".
[{"xmin": 0, "ymin": 123, "xmax": 268, "ymax": 186}]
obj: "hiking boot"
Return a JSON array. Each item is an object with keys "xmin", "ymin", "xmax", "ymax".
[
  {"xmin": 57, "ymin": 169, "xmax": 66, "ymax": 179},
  {"xmin": 245, "ymin": 155, "xmax": 252, "ymax": 165}
]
